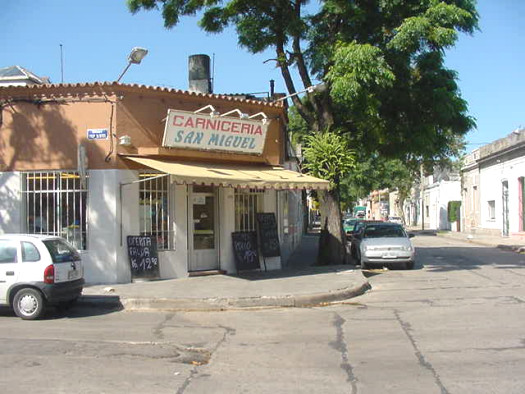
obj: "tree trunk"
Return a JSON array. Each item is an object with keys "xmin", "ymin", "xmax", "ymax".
[{"xmin": 317, "ymin": 188, "xmax": 347, "ymax": 265}]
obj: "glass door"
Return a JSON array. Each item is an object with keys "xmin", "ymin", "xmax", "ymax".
[{"xmin": 189, "ymin": 186, "xmax": 219, "ymax": 271}]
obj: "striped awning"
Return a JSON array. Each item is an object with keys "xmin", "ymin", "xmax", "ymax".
[{"xmin": 124, "ymin": 156, "xmax": 330, "ymax": 190}]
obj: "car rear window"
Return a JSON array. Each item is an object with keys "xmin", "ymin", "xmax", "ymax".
[
  {"xmin": 43, "ymin": 239, "xmax": 80, "ymax": 263},
  {"xmin": 364, "ymin": 225, "xmax": 406, "ymax": 238}
]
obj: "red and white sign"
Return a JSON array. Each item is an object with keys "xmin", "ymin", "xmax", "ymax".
[{"xmin": 162, "ymin": 109, "xmax": 269, "ymax": 154}]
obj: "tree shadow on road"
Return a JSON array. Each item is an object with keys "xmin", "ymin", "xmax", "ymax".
[{"xmin": 416, "ymin": 246, "xmax": 525, "ymax": 272}]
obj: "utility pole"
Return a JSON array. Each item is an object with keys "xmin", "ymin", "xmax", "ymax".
[{"xmin": 420, "ymin": 164, "xmax": 425, "ymax": 231}]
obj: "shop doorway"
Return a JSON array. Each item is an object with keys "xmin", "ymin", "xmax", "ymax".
[{"xmin": 188, "ymin": 186, "xmax": 219, "ymax": 271}]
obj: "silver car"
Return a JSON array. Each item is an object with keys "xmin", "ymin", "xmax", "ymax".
[{"xmin": 350, "ymin": 222, "xmax": 415, "ymax": 269}]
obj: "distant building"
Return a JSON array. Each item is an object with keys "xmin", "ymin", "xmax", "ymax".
[
  {"xmin": 461, "ymin": 129, "xmax": 525, "ymax": 238},
  {"xmin": 422, "ymin": 167, "xmax": 461, "ymax": 231},
  {"xmin": 0, "ymin": 65, "xmax": 49, "ymax": 86},
  {"xmin": 400, "ymin": 166, "xmax": 461, "ymax": 231}
]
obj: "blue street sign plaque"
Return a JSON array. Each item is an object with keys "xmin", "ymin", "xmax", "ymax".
[{"xmin": 87, "ymin": 128, "xmax": 108, "ymax": 140}]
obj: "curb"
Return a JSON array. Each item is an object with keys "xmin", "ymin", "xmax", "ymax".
[
  {"xmin": 77, "ymin": 295, "xmax": 123, "ymax": 309},
  {"xmin": 78, "ymin": 281, "xmax": 371, "ymax": 312},
  {"xmin": 436, "ymin": 232, "xmax": 525, "ymax": 254}
]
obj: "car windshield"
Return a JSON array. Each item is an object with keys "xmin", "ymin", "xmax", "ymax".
[
  {"xmin": 43, "ymin": 239, "xmax": 80, "ymax": 263},
  {"xmin": 363, "ymin": 225, "xmax": 406, "ymax": 238},
  {"xmin": 344, "ymin": 219, "xmax": 357, "ymax": 228}
]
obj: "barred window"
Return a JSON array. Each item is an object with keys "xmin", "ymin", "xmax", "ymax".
[
  {"xmin": 22, "ymin": 171, "xmax": 88, "ymax": 250},
  {"xmin": 234, "ymin": 188, "xmax": 264, "ymax": 231},
  {"xmin": 139, "ymin": 173, "xmax": 172, "ymax": 250}
]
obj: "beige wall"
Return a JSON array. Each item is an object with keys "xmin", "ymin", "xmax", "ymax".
[{"xmin": 0, "ymin": 83, "xmax": 287, "ymax": 172}]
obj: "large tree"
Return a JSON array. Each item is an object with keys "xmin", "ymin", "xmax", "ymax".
[{"xmin": 128, "ymin": 0, "xmax": 478, "ymax": 265}]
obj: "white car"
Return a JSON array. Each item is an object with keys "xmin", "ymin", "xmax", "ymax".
[
  {"xmin": 350, "ymin": 222, "xmax": 415, "ymax": 269},
  {"xmin": 0, "ymin": 234, "xmax": 84, "ymax": 320}
]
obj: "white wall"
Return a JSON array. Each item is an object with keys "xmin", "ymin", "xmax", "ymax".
[
  {"xmin": 218, "ymin": 187, "xmax": 236, "ymax": 273},
  {"xmin": 480, "ymin": 154, "xmax": 525, "ymax": 234},
  {"xmin": 161, "ymin": 183, "xmax": 189, "ymax": 279},
  {"xmin": 0, "ymin": 172, "xmax": 22, "ymax": 234},
  {"xmin": 423, "ymin": 180, "xmax": 461, "ymax": 231},
  {"xmin": 83, "ymin": 170, "xmax": 131, "ymax": 284}
]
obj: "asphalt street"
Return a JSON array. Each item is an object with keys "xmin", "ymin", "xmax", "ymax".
[{"xmin": 0, "ymin": 234, "xmax": 523, "ymax": 394}]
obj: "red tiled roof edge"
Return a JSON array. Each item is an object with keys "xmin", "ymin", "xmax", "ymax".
[{"xmin": 0, "ymin": 81, "xmax": 284, "ymax": 108}]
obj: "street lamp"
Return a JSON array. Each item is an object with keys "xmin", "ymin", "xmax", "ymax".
[
  {"xmin": 116, "ymin": 47, "xmax": 149, "ymax": 82},
  {"xmin": 273, "ymin": 82, "xmax": 327, "ymax": 102}
]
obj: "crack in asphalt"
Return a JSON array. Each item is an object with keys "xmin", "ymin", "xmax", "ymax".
[
  {"xmin": 152, "ymin": 313, "xmax": 175, "ymax": 340},
  {"xmin": 330, "ymin": 312, "xmax": 358, "ymax": 394},
  {"xmin": 177, "ymin": 324, "xmax": 236, "ymax": 394},
  {"xmin": 394, "ymin": 309, "xmax": 449, "ymax": 394}
]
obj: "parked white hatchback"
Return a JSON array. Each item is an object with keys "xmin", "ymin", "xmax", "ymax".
[{"xmin": 0, "ymin": 234, "xmax": 84, "ymax": 320}]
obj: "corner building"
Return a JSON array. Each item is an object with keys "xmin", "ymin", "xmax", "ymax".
[{"xmin": 0, "ymin": 82, "xmax": 328, "ymax": 284}]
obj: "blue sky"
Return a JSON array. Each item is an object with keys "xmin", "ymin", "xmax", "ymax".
[{"xmin": 1, "ymin": 0, "xmax": 522, "ymax": 151}]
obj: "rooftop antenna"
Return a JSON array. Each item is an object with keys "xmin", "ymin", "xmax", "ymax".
[
  {"xmin": 212, "ymin": 53, "xmax": 215, "ymax": 93},
  {"xmin": 60, "ymin": 44, "xmax": 64, "ymax": 83}
]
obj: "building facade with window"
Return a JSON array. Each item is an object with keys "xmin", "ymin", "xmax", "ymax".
[
  {"xmin": 461, "ymin": 129, "xmax": 525, "ymax": 238},
  {"xmin": 421, "ymin": 167, "xmax": 461, "ymax": 231},
  {"xmin": 0, "ymin": 82, "xmax": 328, "ymax": 284}
]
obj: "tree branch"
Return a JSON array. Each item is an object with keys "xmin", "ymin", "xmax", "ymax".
[{"xmin": 275, "ymin": 41, "xmax": 314, "ymax": 125}]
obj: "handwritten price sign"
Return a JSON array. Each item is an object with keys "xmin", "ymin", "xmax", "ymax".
[{"xmin": 127, "ymin": 236, "xmax": 160, "ymax": 279}]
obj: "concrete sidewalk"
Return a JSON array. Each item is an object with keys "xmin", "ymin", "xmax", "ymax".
[
  {"xmin": 80, "ymin": 234, "xmax": 370, "ymax": 312},
  {"xmin": 408, "ymin": 227, "xmax": 525, "ymax": 253}
]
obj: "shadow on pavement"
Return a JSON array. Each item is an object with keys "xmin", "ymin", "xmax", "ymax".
[
  {"xmin": 235, "ymin": 263, "xmax": 359, "ymax": 281},
  {"xmin": 416, "ymin": 246, "xmax": 525, "ymax": 272},
  {"xmin": 0, "ymin": 296, "xmax": 123, "ymax": 321}
]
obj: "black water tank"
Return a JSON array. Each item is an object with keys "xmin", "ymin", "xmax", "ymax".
[{"xmin": 188, "ymin": 54, "xmax": 212, "ymax": 94}]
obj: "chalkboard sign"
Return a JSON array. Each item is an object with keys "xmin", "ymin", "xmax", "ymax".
[
  {"xmin": 256, "ymin": 213, "xmax": 281, "ymax": 257},
  {"xmin": 232, "ymin": 231, "xmax": 260, "ymax": 271},
  {"xmin": 127, "ymin": 236, "xmax": 160, "ymax": 280}
]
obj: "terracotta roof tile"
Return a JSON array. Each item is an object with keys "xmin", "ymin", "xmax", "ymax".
[{"xmin": 0, "ymin": 81, "xmax": 284, "ymax": 108}]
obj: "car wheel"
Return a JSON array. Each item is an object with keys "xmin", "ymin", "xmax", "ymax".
[
  {"xmin": 13, "ymin": 288, "xmax": 46, "ymax": 320},
  {"xmin": 406, "ymin": 261, "xmax": 415, "ymax": 270}
]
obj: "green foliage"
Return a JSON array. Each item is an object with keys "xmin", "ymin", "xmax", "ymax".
[
  {"xmin": 327, "ymin": 41, "xmax": 395, "ymax": 104},
  {"xmin": 339, "ymin": 154, "xmax": 416, "ymax": 202},
  {"xmin": 448, "ymin": 200, "xmax": 461, "ymax": 222},
  {"xmin": 128, "ymin": 0, "xmax": 479, "ymax": 261},
  {"xmin": 302, "ymin": 131, "xmax": 356, "ymax": 189},
  {"xmin": 128, "ymin": 0, "xmax": 478, "ymax": 168}
]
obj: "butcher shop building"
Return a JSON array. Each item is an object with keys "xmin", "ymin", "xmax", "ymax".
[{"xmin": 0, "ymin": 65, "xmax": 328, "ymax": 284}]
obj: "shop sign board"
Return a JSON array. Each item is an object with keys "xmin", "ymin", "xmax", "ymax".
[
  {"xmin": 232, "ymin": 231, "xmax": 260, "ymax": 271},
  {"xmin": 127, "ymin": 235, "xmax": 160, "ymax": 280},
  {"xmin": 256, "ymin": 213, "xmax": 281, "ymax": 257},
  {"xmin": 162, "ymin": 109, "xmax": 269, "ymax": 154}
]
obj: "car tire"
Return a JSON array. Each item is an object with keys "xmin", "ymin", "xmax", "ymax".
[
  {"xmin": 13, "ymin": 288, "xmax": 46, "ymax": 320},
  {"xmin": 406, "ymin": 261, "xmax": 415, "ymax": 270}
]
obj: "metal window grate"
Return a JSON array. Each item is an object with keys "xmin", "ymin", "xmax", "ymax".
[
  {"xmin": 22, "ymin": 171, "xmax": 88, "ymax": 250},
  {"xmin": 139, "ymin": 172, "xmax": 173, "ymax": 250},
  {"xmin": 234, "ymin": 188, "xmax": 264, "ymax": 232}
]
